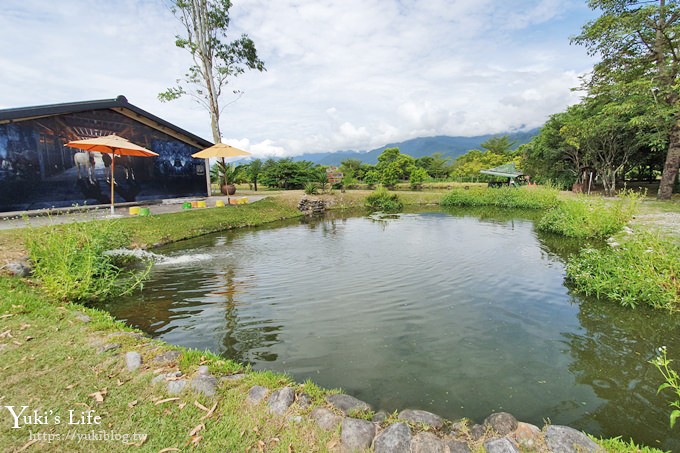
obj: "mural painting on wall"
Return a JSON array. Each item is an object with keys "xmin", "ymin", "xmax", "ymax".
[{"xmin": 0, "ymin": 109, "xmax": 207, "ymax": 212}]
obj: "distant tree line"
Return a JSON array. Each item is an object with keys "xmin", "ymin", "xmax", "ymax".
[{"xmin": 223, "ymin": 136, "xmax": 521, "ymax": 191}]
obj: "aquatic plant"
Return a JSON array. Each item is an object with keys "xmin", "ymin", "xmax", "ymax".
[{"xmin": 651, "ymin": 346, "xmax": 680, "ymax": 428}]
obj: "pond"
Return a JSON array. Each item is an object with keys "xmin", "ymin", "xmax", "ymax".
[{"xmin": 102, "ymin": 208, "xmax": 680, "ymax": 451}]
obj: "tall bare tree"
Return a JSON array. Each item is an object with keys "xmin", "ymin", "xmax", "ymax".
[{"xmin": 159, "ymin": 0, "xmax": 265, "ymax": 144}]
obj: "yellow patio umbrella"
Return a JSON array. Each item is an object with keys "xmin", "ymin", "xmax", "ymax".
[
  {"xmin": 192, "ymin": 142, "xmax": 251, "ymax": 196},
  {"xmin": 65, "ymin": 134, "xmax": 159, "ymax": 215},
  {"xmin": 191, "ymin": 142, "xmax": 251, "ymax": 159}
]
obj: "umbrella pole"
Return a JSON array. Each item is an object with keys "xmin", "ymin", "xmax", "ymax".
[
  {"xmin": 110, "ymin": 153, "xmax": 115, "ymax": 215},
  {"xmin": 204, "ymin": 158, "xmax": 212, "ymax": 197}
]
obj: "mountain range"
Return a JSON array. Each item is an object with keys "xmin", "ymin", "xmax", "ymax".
[{"xmin": 291, "ymin": 128, "xmax": 539, "ymax": 166}]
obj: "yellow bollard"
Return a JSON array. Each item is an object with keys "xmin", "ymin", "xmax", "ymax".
[
  {"xmin": 129, "ymin": 206, "xmax": 141, "ymax": 215},
  {"xmin": 215, "ymin": 200, "xmax": 225, "ymax": 207}
]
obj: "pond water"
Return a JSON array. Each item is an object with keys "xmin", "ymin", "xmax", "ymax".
[{"xmin": 103, "ymin": 208, "xmax": 680, "ymax": 451}]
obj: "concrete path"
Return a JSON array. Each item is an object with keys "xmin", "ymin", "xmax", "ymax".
[{"xmin": 0, "ymin": 194, "xmax": 267, "ymax": 230}]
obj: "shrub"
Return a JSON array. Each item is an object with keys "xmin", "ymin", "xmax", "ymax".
[
  {"xmin": 26, "ymin": 220, "xmax": 150, "ymax": 302},
  {"xmin": 303, "ymin": 182, "xmax": 318, "ymax": 195},
  {"xmin": 538, "ymin": 191, "xmax": 642, "ymax": 239},
  {"xmin": 364, "ymin": 186, "xmax": 404, "ymax": 212},
  {"xmin": 566, "ymin": 231, "xmax": 680, "ymax": 310},
  {"xmin": 441, "ymin": 186, "xmax": 559, "ymax": 209}
]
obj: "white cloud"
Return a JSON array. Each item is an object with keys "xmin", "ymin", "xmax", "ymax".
[{"xmin": 0, "ymin": 0, "xmax": 597, "ymax": 156}]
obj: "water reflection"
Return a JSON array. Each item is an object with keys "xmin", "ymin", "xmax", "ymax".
[
  {"xmin": 564, "ymin": 298, "xmax": 680, "ymax": 451},
  {"xmin": 102, "ymin": 209, "xmax": 680, "ymax": 448}
]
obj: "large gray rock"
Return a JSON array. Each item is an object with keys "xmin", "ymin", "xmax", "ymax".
[
  {"xmin": 373, "ymin": 422, "xmax": 411, "ymax": 453},
  {"xmin": 310, "ymin": 407, "xmax": 343, "ymax": 431},
  {"xmin": 152, "ymin": 350, "xmax": 181, "ymax": 364},
  {"xmin": 190, "ymin": 369, "xmax": 218, "ymax": 397},
  {"xmin": 469, "ymin": 424, "xmax": 486, "ymax": 441},
  {"xmin": 397, "ymin": 409, "xmax": 444, "ymax": 430},
  {"xmin": 484, "ymin": 412, "xmax": 518, "ymax": 436},
  {"xmin": 341, "ymin": 417, "xmax": 376, "ymax": 451},
  {"xmin": 73, "ymin": 312, "xmax": 92, "ymax": 323},
  {"xmin": 410, "ymin": 432, "xmax": 446, "ymax": 453},
  {"xmin": 125, "ymin": 351, "xmax": 142, "ymax": 372},
  {"xmin": 296, "ymin": 392, "xmax": 312, "ymax": 408},
  {"xmin": 327, "ymin": 393, "xmax": 371, "ymax": 415},
  {"xmin": 246, "ymin": 386, "xmax": 268, "ymax": 405},
  {"xmin": 446, "ymin": 439, "xmax": 472, "ymax": 453},
  {"xmin": 484, "ymin": 437, "xmax": 520, "ymax": 453},
  {"xmin": 151, "ymin": 371, "xmax": 182, "ymax": 385},
  {"xmin": 5, "ymin": 259, "xmax": 32, "ymax": 277},
  {"xmin": 267, "ymin": 387, "xmax": 295, "ymax": 415},
  {"xmin": 512, "ymin": 422, "xmax": 541, "ymax": 450},
  {"xmin": 167, "ymin": 380, "xmax": 187, "ymax": 395},
  {"xmin": 545, "ymin": 425, "xmax": 603, "ymax": 453},
  {"xmin": 372, "ymin": 410, "xmax": 388, "ymax": 423}
]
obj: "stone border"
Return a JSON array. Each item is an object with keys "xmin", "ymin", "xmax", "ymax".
[{"xmin": 113, "ymin": 330, "xmax": 603, "ymax": 453}]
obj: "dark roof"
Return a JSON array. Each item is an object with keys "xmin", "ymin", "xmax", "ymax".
[{"xmin": 0, "ymin": 95, "xmax": 212, "ymax": 149}]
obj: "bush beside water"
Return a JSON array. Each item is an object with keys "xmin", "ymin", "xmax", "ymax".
[
  {"xmin": 365, "ymin": 186, "xmax": 404, "ymax": 212},
  {"xmin": 538, "ymin": 191, "xmax": 642, "ymax": 238},
  {"xmin": 441, "ymin": 186, "xmax": 559, "ymax": 209},
  {"xmin": 566, "ymin": 232, "xmax": 680, "ymax": 311},
  {"xmin": 26, "ymin": 220, "xmax": 150, "ymax": 302}
]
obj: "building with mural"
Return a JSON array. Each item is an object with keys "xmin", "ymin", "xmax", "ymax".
[{"xmin": 0, "ymin": 95, "xmax": 211, "ymax": 212}]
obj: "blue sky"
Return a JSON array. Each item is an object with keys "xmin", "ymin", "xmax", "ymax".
[{"xmin": 0, "ymin": 0, "xmax": 598, "ymax": 157}]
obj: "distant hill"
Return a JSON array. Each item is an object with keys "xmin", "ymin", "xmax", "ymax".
[{"xmin": 293, "ymin": 129, "xmax": 539, "ymax": 166}]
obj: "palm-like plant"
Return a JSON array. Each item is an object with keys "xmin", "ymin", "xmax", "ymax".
[{"xmin": 212, "ymin": 161, "xmax": 240, "ymax": 185}]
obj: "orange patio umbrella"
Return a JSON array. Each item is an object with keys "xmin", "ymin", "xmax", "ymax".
[{"xmin": 65, "ymin": 134, "xmax": 158, "ymax": 215}]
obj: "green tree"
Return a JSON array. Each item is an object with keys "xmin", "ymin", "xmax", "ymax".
[
  {"xmin": 450, "ymin": 149, "xmax": 513, "ymax": 181},
  {"xmin": 562, "ymin": 99, "xmax": 640, "ymax": 196},
  {"xmin": 428, "ymin": 152, "xmax": 452, "ymax": 179},
  {"xmin": 260, "ymin": 158, "xmax": 316, "ymax": 189},
  {"xmin": 375, "ymin": 148, "xmax": 415, "ymax": 187},
  {"xmin": 159, "ymin": 0, "xmax": 265, "ymax": 143},
  {"xmin": 480, "ymin": 136, "xmax": 517, "ymax": 154},
  {"xmin": 409, "ymin": 167, "xmax": 429, "ymax": 189},
  {"xmin": 573, "ymin": 0, "xmax": 680, "ymax": 199},
  {"xmin": 245, "ymin": 158, "xmax": 262, "ymax": 191},
  {"xmin": 363, "ymin": 169, "xmax": 380, "ymax": 187},
  {"xmin": 521, "ymin": 110, "xmax": 585, "ymax": 188},
  {"xmin": 340, "ymin": 158, "xmax": 362, "ymax": 174}
]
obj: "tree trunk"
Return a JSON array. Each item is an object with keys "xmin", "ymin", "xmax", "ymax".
[{"xmin": 658, "ymin": 122, "xmax": 680, "ymax": 199}]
